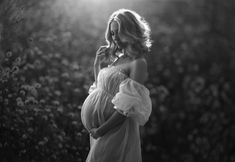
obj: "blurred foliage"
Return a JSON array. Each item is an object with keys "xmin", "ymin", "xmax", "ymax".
[{"xmin": 0, "ymin": 0, "xmax": 234, "ymax": 162}]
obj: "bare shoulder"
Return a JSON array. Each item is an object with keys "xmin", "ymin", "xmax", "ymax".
[
  {"xmin": 129, "ymin": 57, "xmax": 148, "ymax": 73},
  {"xmin": 129, "ymin": 57, "xmax": 148, "ymax": 84},
  {"xmin": 132, "ymin": 57, "xmax": 147, "ymax": 67}
]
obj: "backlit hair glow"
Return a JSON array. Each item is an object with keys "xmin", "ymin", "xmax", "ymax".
[{"xmin": 105, "ymin": 9, "xmax": 152, "ymax": 57}]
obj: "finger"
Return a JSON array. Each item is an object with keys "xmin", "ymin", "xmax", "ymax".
[
  {"xmin": 97, "ymin": 52, "xmax": 106, "ymax": 56},
  {"xmin": 96, "ymin": 50, "xmax": 105, "ymax": 56},
  {"xmin": 99, "ymin": 45, "xmax": 108, "ymax": 50},
  {"xmin": 97, "ymin": 46, "xmax": 106, "ymax": 52},
  {"xmin": 98, "ymin": 46, "xmax": 108, "ymax": 54}
]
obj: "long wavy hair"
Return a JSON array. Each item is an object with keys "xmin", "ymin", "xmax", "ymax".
[{"xmin": 105, "ymin": 9, "xmax": 152, "ymax": 59}]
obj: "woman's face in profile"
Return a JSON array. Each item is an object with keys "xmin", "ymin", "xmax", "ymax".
[{"xmin": 110, "ymin": 21, "xmax": 127, "ymax": 49}]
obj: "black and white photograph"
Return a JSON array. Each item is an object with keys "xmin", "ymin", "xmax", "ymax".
[{"xmin": 0, "ymin": 0, "xmax": 234, "ymax": 162}]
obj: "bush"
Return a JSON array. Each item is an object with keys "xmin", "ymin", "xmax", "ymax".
[{"xmin": 0, "ymin": 0, "xmax": 234, "ymax": 162}]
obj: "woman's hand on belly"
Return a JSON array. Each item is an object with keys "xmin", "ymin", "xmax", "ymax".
[{"xmin": 89, "ymin": 110, "xmax": 127, "ymax": 139}]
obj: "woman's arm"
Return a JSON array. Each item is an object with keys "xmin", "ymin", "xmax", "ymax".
[
  {"xmin": 94, "ymin": 59, "xmax": 100, "ymax": 84},
  {"xmin": 93, "ymin": 46, "xmax": 109, "ymax": 84},
  {"xmin": 90, "ymin": 111, "xmax": 126, "ymax": 139},
  {"xmin": 129, "ymin": 57, "xmax": 148, "ymax": 85}
]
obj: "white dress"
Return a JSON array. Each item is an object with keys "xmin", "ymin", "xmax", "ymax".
[{"xmin": 81, "ymin": 65, "xmax": 152, "ymax": 162}]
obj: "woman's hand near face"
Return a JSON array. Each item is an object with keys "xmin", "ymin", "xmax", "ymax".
[
  {"xmin": 94, "ymin": 46, "xmax": 109, "ymax": 66},
  {"xmin": 94, "ymin": 45, "xmax": 109, "ymax": 84}
]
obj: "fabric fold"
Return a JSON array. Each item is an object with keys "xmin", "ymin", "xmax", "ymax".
[{"xmin": 111, "ymin": 78, "xmax": 152, "ymax": 125}]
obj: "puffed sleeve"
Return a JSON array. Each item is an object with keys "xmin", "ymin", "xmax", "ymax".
[
  {"xmin": 88, "ymin": 82, "xmax": 97, "ymax": 94},
  {"xmin": 111, "ymin": 78, "xmax": 152, "ymax": 125}
]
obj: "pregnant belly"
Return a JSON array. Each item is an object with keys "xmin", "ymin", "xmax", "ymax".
[{"xmin": 81, "ymin": 89, "xmax": 114, "ymax": 131}]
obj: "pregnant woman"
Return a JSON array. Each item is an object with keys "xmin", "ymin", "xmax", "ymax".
[{"xmin": 81, "ymin": 8, "xmax": 152, "ymax": 162}]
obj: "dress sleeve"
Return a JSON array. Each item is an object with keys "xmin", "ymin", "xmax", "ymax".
[
  {"xmin": 88, "ymin": 82, "xmax": 97, "ymax": 94},
  {"xmin": 111, "ymin": 78, "xmax": 152, "ymax": 125}
]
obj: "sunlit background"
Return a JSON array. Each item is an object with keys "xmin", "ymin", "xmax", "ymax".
[
  {"xmin": 1, "ymin": 0, "xmax": 235, "ymax": 162},
  {"xmin": 38, "ymin": 0, "xmax": 165, "ymax": 44}
]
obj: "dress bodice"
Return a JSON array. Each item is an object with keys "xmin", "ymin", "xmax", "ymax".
[{"xmin": 96, "ymin": 66, "xmax": 128, "ymax": 97}]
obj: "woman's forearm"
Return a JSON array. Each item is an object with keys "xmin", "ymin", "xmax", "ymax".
[
  {"xmin": 94, "ymin": 59, "xmax": 100, "ymax": 83},
  {"xmin": 97, "ymin": 111, "xmax": 126, "ymax": 136}
]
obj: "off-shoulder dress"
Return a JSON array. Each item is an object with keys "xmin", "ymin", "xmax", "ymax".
[{"xmin": 81, "ymin": 65, "xmax": 152, "ymax": 162}]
